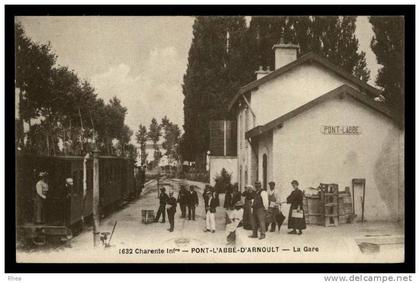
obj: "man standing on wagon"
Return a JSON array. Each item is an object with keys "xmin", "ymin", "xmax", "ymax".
[{"xmin": 34, "ymin": 171, "xmax": 49, "ymax": 224}]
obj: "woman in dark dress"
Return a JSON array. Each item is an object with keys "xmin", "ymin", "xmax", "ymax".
[
  {"xmin": 241, "ymin": 185, "xmax": 255, "ymax": 230},
  {"xmin": 286, "ymin": 180, "xmax": 306, "ymax": 235}
]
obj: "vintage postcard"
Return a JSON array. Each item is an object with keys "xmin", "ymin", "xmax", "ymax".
[{"xmin": 12, "ymin": 13, "xmax": 408, "ymax": 265}]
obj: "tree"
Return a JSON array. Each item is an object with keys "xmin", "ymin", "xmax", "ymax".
[
  {"xmin": 161, "ymin": 116, "xmax": 181, "ymax": 162},
  {"xmin": 15, "ymin": 22, "xmax": 56, "ymax": 150},
  {"xmin": 15, "ymin": 22, "xmax": 133, "ymax": 157},
  {"xmin": 248, "ymin": 16, "xmax": 370, "ymax": 81},
  {"xmin": 369, "ymin": 16, "xmax": 404, "ymax": 120},
  {"xmin": 182, "ymin": 16, "xmax": 252, "ymax": 168},
  {"xmin": 136, "ymin": 124, "xmax": 148, "ymax": 165},
  {"xmin": 148, "ymin": 118, "xmax": 161, "ymax": 166}
]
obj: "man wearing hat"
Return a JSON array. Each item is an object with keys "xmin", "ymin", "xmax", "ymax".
[
  {"xmin": 266, "ymin": 181, "xmax": 285, "ymax": 232},
  {"xmin": 249, "ymin": 181, "xmax": 269, "ymax": 239},
  {"xmin": 155, "ymin": 187, "xmax": 169, "ymax": 223},
  {"xmin": 187, "ymin": 185, "xmax": 199, "ymax": 221},
  {"xmin": 64, "ymin": 177, "xmax": 74, "ymax": 225},
  {"xmin": 177, "ymin": 185, "xmax": 188, "ymax": 218},
  {"xmin": 34, "ymin": 171, "xmax": 49, "ymax": 224},
  {"xmin": 166, "ymin": 190, "xmax": 177, "ymax": 232},
  {"xmin": 203, "ymin": 185, "xmax": 213, "ymax": 219}
]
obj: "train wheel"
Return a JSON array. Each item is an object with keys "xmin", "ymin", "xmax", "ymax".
[{"xmin": 32, "ymin": 235, "xmax": 47, "ymax": 246}]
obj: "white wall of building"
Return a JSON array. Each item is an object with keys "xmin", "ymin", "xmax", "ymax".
[
  {"xmin": 237, "ymin": 104, "xmax": 258, "ymax": 191},
  {"xmin": 209, "ymin": 156, "xmax": 238, "ymax": 186},
  {"xmin": 251, "ymin": 63, "xmax": 359, "ymax": 127},
  {"xmin": 271, "ymin": 95, "xmax": 403, "ymax": 222},
  {"xmin": 257, "ymin": 133, "xmax": 273, "ymax": 189}
]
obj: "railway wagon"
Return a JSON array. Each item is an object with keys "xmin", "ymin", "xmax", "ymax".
[
  {"xmin": 16, "ymin": 154, "xmax": 135, "ymax": 245},
  {"xmin": 97, "ymin": 156, "xmax": 136, "ymax": 212}
]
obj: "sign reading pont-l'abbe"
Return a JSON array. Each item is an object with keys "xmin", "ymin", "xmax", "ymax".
[{"xmin": 320, "ymin": 125, "xmax": 361, "ymax": 135}]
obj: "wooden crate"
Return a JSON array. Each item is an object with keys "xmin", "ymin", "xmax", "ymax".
[
  {"xmin": 141, "ymin": 209, "xmax": 155, "ymax": 224},
  {"xmin": 304, "ymin": 184, "xmax": 353, "ymax": 226}
]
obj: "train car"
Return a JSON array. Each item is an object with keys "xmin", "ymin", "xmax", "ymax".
[{"xmin": 16, "ymin": 154, "xmax": 135, "ymax": 245}]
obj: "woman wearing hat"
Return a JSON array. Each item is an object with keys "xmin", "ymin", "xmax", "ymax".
[
  {"xmin": 286, "ymin": 180, "xmax": 306, "ymax": 235},
  {"xmin": 225, "ymin": 200, "xmax": 244, "ymax": 246},
  {"xmin": 241, "ymin": 185, "xmax": 255, "ymax": 230}
]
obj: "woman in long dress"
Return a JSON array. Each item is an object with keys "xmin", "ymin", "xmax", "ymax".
[
  {"xmin": 286, "ymin": 180, "xmax": 306, "ymax": 235},
  {"xmin": 241, "ymin": 185, "xmax": 255, "ymax": 230}
]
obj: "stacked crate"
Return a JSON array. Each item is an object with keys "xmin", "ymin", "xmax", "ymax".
[
  {"xmin": 338, "ymin": 186, "xmax": 354, "ymax": 224},
  {"xmin": 303, "ymin": 195, "xmax": 323, "ymax": 225},
  {"xmin": 141, "ymin": 210, "xmax": 155, "ymax": 224},
  {"xmin": 304, "ymin": 183, "xmax": 353, "ymax": 226},
  {"xmin": 320, "ymin": 183, "xmax": 339, "ymax": 227}
]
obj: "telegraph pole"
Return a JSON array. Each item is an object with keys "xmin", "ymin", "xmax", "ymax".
[{"xmin": 92, "ymin": 148, "xmax": 100, "ymax": 247}]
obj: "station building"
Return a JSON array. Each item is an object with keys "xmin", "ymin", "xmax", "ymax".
[{"xmin": 226, "ymin": 41, "xmax": 404, "ymax": 222}]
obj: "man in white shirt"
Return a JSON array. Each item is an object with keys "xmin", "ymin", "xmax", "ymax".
[
  {"xmin": 249, "ymin": 181, "xmax": 269, "ymax": 240},
  {"xmin": 34, "ymin": 172, "xmax": 48, "ymax": 224},
  {"xmin": 267, "ymin": 181, "xmax": 285, "ymax": 232}
]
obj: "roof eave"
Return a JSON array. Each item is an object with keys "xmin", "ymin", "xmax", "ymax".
[
  {"xmin": 228, "ymin": 52, "xmax": 382, "ymax": 111},
  {"xmin": 244, "ymin": 85, "xmax": 400, "ymax": 139}
]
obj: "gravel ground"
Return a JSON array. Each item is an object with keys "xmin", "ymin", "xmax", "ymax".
[{"xmin": 16, "ymin": 178, "xmax": 404, "ymax": 263}]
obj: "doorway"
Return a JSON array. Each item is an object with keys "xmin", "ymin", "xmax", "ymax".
[{"xmin": 352, "ymin": 178, "xmax": 366, "ymax": 222}]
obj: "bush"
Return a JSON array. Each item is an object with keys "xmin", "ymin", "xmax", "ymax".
[{"xmin": 214, "ymin": 168, "xmax": 232, "ymax": 193}]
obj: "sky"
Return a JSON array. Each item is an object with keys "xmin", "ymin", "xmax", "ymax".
[{"xmin": 17, "ymin": 16, "xmax": 379, "ymax": 142}]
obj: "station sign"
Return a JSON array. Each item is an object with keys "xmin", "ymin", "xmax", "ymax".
[{"xmin": 320, "ymin": 125, "xmax": 361, "ymax": 135}]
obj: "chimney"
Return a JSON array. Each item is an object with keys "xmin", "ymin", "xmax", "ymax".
[
  {"xmin": 272, "ymin": 37, "xmax": 299, "ymax": 70},
  {"xmin": 255, "ymin": 65, "xmax": 271, "ymax": 80}
]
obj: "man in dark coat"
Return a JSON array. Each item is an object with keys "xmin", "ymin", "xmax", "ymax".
[
  {"xmin": 231, "ymin": 183, "xmax": 241, "ymax": 209},
  {"xmin": 224, "ymin": 186, "xmax": 232, "ymax": 210},
  {"xmin": 177, "ymin": 185, "xmax": 188, "ymax": 218},
  {"xmin": 203, "ymin": 185, "xmax": 212, "ymax": 218},
  {"xmin": 286, "ymin": 180, "xmax": 306, "ymax": 235},
  {"xmin": 187, "ymin": 185, "xmax": 199, "ymax": 220},
  {"xmin": 166, "ymin": 190, "xmax": 177, "ymax": 232},
  {"xmin": 155, "ymin": 187, "xmax": 169, "ymax": 223},
  {"xmin": 249, "ymin": 181, "xmax": 269, "ymax": 240},
  {"xmin": 204, "ymin": 190, "xmax": 218, "ymax": 233}
]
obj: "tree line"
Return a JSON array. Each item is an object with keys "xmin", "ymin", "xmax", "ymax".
[
  {"xmin": 181, "ymin": 16, "xmax": 404, "ymax": 169},
  {"xmin": 136, "ymin": 116, "xmax": 181, "ymax": 167},
  {"xmin": 15, "ymin": 22, "xmax": 135, "ymax": 158}
]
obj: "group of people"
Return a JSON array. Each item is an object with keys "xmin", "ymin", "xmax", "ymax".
[
  {"xmin": 154, "ymin": 185, "xmax": 199, "ymax": 232},
  {"xmin": 154, "ymin": 184, "xmax": 221, "ymax": 233},
  {"xmin": 243, "ymin": 180, "xmax": 306, "ymax": 240},
  {"xmin": 34, "ymin": 171, "xmax": 74, "ymax": 225},
  {"xmin": 153, "ymin": 179, "xmax": 307, "ymax": 244}
]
